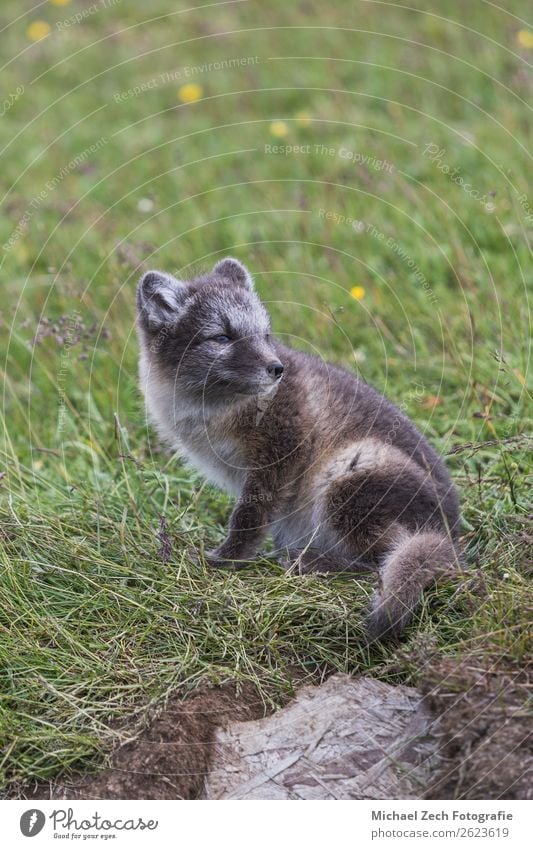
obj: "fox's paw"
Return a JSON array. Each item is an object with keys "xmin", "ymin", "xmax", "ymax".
[{"xmin": 205, "ymin": 548, "xmax": 237, "ymax": 569}]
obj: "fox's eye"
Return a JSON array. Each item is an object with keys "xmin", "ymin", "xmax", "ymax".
[{"xmin": 212, "ymin": 334, "xmax": 231, "ymax": 344}]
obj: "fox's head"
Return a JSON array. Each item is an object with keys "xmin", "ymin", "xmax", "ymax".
[{"xmin": 137, "ymin": 258, "xmax": 284, "ymax": 406}]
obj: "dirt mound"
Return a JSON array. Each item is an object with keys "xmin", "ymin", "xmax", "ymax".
[
  {"xmin": 422, "ymin": 658, "xmax": 533, "ymax": 799},
  {"xmin": 29, "ymin": 683, "xmax": 268, "ymax": 800}
]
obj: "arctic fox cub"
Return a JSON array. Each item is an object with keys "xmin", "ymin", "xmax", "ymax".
[{"xmin": 137, "ymin": 258, "xmax": 460, "ymax": 641}]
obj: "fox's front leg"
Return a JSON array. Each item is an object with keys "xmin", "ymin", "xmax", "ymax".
[{"xmin": 206, "ymin": 479, "xmax": 274, "ymax": 569}]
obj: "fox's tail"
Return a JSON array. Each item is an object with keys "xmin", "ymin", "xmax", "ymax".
[{"xmin": 367, "ymin": 529, "xmax": 458, "ymax": 642}]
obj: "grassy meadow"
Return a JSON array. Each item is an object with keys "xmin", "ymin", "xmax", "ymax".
[{"xmin": 0, "ymin": 0, "xmax": 531, "ymax": 795}]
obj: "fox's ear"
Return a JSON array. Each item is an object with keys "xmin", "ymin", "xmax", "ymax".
[
  {"xmin": 213, "ymin": 257, "xmax": 254, "ymax": 291},
  {"xmin": 137, "ymin": 270, "xmax": 188, "ymax": 331}
]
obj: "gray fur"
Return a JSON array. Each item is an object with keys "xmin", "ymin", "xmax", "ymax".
[{"xmin": 137, "ymin": 258, "xmax": 461, "ymax": 642}]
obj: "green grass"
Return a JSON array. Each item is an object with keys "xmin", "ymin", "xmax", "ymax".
[{"xmin": 0, "ymin": 0, "xmax": 531, "ymax": 794}]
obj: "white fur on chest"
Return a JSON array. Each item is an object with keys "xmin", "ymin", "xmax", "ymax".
[
  {"xmin": 178, "ymin": 433, "xmax": 245, "ymax": 494},
  {"xmin": 139, "ymin": 354, "xmax": 245, "ymax": 494}
]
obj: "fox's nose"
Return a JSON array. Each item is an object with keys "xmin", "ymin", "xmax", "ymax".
[{"xmin": 266, "ymin": 361, "xmax": 284, "ymax": 380}]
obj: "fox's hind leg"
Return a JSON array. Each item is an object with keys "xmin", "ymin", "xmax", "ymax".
[
  {"xmin": 324, "ymin": 460, "xmax": 448, "ymax": 554},
  {"xmin": 323, "ymin": 461, "xmax": 458, "ymax": 640}
]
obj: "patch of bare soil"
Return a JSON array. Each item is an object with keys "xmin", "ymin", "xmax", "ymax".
[
  {"xmin": 422, "ymin": 658, "xmax": 533, "ymax": 799},
  {"xmin": 27, "ymin": 683, "xmax": 270, "ymax": 800}
]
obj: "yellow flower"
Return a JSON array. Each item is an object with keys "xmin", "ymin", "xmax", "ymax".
[
  {"xmin": 517, "ymin": 29, "xmax": 533, "ymax": 48},
  {"xmin": 49, "ymin": 0, "xmax": 71, "ymax": 6},
  {"xmin": 27, "ymin": 20, "xmax": 51, "ymax": 41},
  {"xmin": 350, "ymin": 286, "xmax": 366, "ymax": 300},
  {"xmin": 270, "ymin": 120, "xmax": 288, "ymax": 138},
  {"xmin": 295, "ymin": 111, "xmax": 312, "ymax": 127},
  {"xmin": 178, "ymin": 83, "xmax": 203, "ymax": 103}
]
